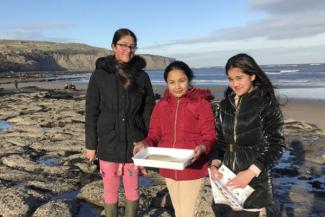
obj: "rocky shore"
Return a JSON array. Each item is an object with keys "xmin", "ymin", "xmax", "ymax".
[{"xmin": 0, "ymin": 87, "xmax": 324, "ymax": 217}]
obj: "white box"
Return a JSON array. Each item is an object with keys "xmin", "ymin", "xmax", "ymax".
[{"xmin": 132, "ymin": 147, "xmax": 194, "ymax": 170}]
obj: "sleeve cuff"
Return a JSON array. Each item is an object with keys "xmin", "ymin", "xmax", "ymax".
[
  {"xmin": 249, "ymin": 164, "xmax": 261, "ymax": 177},
  {"xmin": 210, "ymin": 159, "xmax": 222, "ymax": 168}
]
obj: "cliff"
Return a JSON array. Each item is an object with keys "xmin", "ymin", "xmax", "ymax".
[{"xmin": 0, "ymin": 40, "xmax": 175, "ymax": 72}]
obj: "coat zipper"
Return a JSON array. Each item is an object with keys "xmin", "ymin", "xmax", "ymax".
[
  {"xmin": 173, "ymin": 98, "xmax": 180, "ymax": 179},
  {"xmin": 232, "ymin": 97, "xmax": 242, "ymax": 171},
  {"xmin": 173, "ymin": 98, "xmax": 180, "ymax": 147}
]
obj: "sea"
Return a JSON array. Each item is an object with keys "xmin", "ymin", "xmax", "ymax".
[{"xmin": 48, "ymin": 63, "xmax": 325, "ymax": 100}]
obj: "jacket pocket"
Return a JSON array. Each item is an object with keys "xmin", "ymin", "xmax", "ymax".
[
  {"xmin": 97, "ymin": 130, "xmax": 117, "ymax": 154},
  {"xmin": 97, "ymin": 114, "xmax": 115, "ymax": 134}
]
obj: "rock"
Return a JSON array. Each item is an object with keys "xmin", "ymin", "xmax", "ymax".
[
  {"xmin": 0, "ymin": 165, "xmax": 40, "ymax": 182},
  {"xmin": 64, "ymin": 83, "xmax": 76, "ymax": 90},
  {"xmin": 26, "ymin": 179, "xmax": 79, "ymax": 194},
  {"xmin": 0, "ymin": 185, "xmax": 50, "ymax": 217},
  {"xmin": 0, "ymin": 90, "xmax": 324, "ymax": 217},
  {"xmin": 32, "ymin": 199, "xmax": 80, "ymax": 217},
  {"xmin": 141, "ymin": 208, "xmax": 174, "ymax": 217},
  {"xmin": 77, "ymin": 180, "xmax": 104, "ymax": 207},
  {"xmin": 2, "ymin": 154, "xmax": 72, "ymax": 175},
  {"xmin": 284, "ymin": 119, "xmax": 323, "ymax": 135}
]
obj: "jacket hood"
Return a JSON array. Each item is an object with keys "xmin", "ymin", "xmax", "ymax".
[
  {"xmin": 95, "ymin": 55, "xmax": 146, "ymax": 73},
  {"xmin": 164, "ymin": 87, "xmax": 214, "ymax": 101}
]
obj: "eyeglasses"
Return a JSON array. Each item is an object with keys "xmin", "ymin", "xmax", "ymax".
[{"xmin": 116, "ymin": 43, "xmax": 137, "ymax": 51}]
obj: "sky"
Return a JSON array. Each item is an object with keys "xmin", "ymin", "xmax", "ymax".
[{"xmin": 1, "ymin": 0, "xmax": 325, "ymax": 67}]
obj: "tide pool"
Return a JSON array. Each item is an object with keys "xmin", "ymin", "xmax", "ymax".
[{"xmin": 0, "ymin": 120, "xmax": 13, "ymax": 131}]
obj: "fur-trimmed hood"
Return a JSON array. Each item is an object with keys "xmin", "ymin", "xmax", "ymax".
[{"xmin": 95, "ymin": 55, "xmax": 146, "ymax": 73}]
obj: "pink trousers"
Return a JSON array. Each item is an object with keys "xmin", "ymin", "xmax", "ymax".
[{"xmin": 99, "ymin": 160, "xmax": 139, "ymax": 204}]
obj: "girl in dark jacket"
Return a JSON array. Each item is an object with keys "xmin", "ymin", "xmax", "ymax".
[
  {"xmin": 209, "ymin": 53, "xmax": 285, "ymax": 217},
  {"xmin": 85, "ymin": 28, "xmax": 155, "ymax": 217},
  {"xmin": 135, "ymin": 61, "xmax": 216, "ymax": 217}
]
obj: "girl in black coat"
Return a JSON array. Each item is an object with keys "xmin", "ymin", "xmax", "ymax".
[
  {"xmin": 210, "ymin": 53, "xmax": 285, "ymax": 217},
  {"xmin": 85, "ymin": 28, "xmax": 155, "ymax": 217}
]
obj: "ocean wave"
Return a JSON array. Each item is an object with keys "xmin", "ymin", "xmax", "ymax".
[
  {"xmin": 192, "ymin": 79, "xmax": 228, "ymax": 83},
  {"xmin": 277, "ymin": 79, "xmax": 310, "ymax": 83},
  {"xmin": 279, "ymin": 69, "xmax": 300, "ymax": 73},
  {"xmin": 266, "ymin": 71, "xmax": 282, "ymax": 75}
]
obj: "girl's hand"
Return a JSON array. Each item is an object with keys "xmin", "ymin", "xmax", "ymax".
[
  {"xmin": 210, "ymin": 165, "xmax": 223, "ymax": 180},
  {"xmin": 191, "ymin": 145, "xmax": 206, "ymax": 163},
  {"xmin": 226, "ymin": 169, "xmax": 255, "ymax": 189},
  {"xmin": 86, "ymin": 149, "xmax": 96, "ymax": 162},
  {"xmin": 133, "ymin": 140, "xmax": 147, "ymax": 155}
]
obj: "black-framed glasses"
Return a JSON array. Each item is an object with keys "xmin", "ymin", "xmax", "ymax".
[{"xmin": 116, "ymin": 43, "xmax": 137, "ymax": 51}]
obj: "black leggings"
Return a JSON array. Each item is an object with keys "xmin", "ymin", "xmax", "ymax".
[{"xmin": 212, "ymin": 204, "xmax": 260, "ymax": 217}]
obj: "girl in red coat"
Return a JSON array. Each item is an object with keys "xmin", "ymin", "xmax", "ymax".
[{"xmin": 134, "ymin": 61, "xmax": 216, "ymax": 217}]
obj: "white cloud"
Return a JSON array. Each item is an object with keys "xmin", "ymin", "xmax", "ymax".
[
  {"xmin": 250, "ymin": 0, "xmax": 325, "ymax": 14},
  {"xmin": 140, "ymin": 33, "xmax": 325, "ymax": 67},
  {"xmin": 0, "ymin": 22, "xmax": 75, "ymax": 42},
  {"xmin": 144, "ymin": 11, "xmax": 325, "ymax": 49},
  {"xmin": 141, "ymin": 0, "xmax": 325, "ymax": 66},
  {"xmin": 16, "ymin": 22, "xmax": 73, "ymax": 30},
  {"xmin": 0, "ymin": 31, "xmax": 74, "ymax": 43},
  {"xmin": 0, "ymin": 22, "xmax": 74, "ymax": 31}
]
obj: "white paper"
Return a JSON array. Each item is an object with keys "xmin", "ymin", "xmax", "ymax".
[{"xmin": 209, "ymin": 165, "xmax": 255, "ymax": 211}]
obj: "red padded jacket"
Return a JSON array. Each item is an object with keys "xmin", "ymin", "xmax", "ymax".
[{"xmin": 145, "ymin": 88, "xmax": 217, "ymax": 180}]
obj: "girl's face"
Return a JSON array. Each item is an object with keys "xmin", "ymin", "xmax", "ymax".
[
  {"xmin": 112, "ymin": 35, "xmax": 136, "ymax": 63},
  {"xmin": 166, "ymin": 69, "xmax": 190, "ymax": 98},
  {"xmin": 227, "ymin": 67, "xmax": 256, "ymax": 96}
]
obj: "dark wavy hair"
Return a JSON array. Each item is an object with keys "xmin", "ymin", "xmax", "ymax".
[
  {"xmin": 112, "ymin": 28, "xmax": 139, "ymax": 92},
  {"xmin": 225, "ymin": 53, "xmax": 277, "ymax": 100},
  {"xmin": 163, "ymin": 60, "xmax": 194, "ymax": 82}
]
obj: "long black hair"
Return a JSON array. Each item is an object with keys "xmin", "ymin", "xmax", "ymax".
[
  {"xmin": 225, "ymin": 53, "xmax": 277, "ymax": 100},
  {"xmin": 112, "ymin": 28, "xmax": 139, "ymax": 92}
]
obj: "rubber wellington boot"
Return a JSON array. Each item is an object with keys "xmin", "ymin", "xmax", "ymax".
[
  {"xmin": 104, "ymin": 203, "xmax": 118, "ymax": 217},
  {"xmin": 124, "ymin": 200, "xmax": 139, "ymax": 217}
]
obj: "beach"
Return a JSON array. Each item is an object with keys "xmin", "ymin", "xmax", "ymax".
[
  {"xmin": 1, "ymin": 79, "xmax": 324, "ymax": 132},
  {"xmin": 0, "ymin": 78, "xmax": 324, "ymax": 217}
]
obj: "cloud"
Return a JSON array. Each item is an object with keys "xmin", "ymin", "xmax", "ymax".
[
  {"xmin": 0, "ymin": 31, "xmax": 74, "ymax": 43},
  {"xmin": 143, "ymin": 0, "xmax": 325, "ymax": 49},
  {"xmin": 16, "ymin": 22, "xmax": 74, "ymax": 30},
  {"xmin": 141, "ymin": 33, "xmax": 325, "ymax": 66},
  {"xmin": 250, "ymin": 0, "xmax": 325, "ymax": 14},
  {"xmin": 172, "ymin": 43, "xmax": 325, "ymax": 67},
  {"xmin": 211, "ymin": 13, "xmax": 325, "ymax": 40},
  {"xmin": 1, "ymin": 22, "xmax": 74, "ymax": 31},
  {"xmin": 0, "ymin": 22, "xmax": 75, "ymax": 42}
]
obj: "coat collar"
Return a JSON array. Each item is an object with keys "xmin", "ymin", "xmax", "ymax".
[
  {"xmin": 95, "ymin": 55, "xmax": 146, "ymax": 73},
  {"xmin": 163, "ymin": 87, "xmax": 214, "ymax": 102}
]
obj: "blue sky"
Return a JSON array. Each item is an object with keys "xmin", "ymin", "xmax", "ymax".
[{"xmin": 1, "ymin": 0, "xmax": 325, "ymax": 67}]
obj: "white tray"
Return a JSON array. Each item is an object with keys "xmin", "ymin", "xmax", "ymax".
[{"xmin": 132, "ymin": 147, "xmax": 194, "ymax": 170}]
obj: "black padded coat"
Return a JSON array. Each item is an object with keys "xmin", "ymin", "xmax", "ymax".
[
  {"xmin": 210, "ymin": 86, "xmax": 285, "ymax": 210},
  {"xmin": 85, "ymin": 55, "xmax": 155, "ymax": 162}
]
